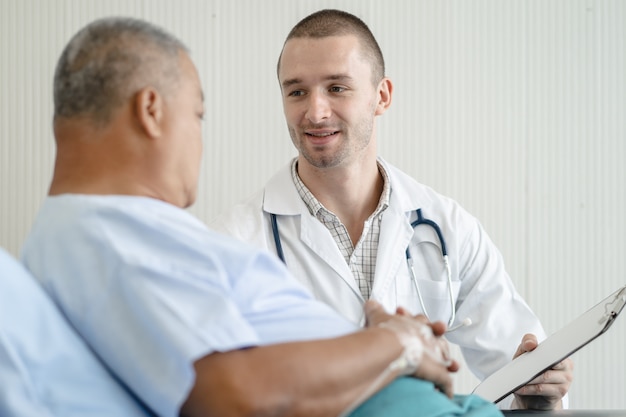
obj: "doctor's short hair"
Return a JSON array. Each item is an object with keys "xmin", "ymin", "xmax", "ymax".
[
  {"xmin": 53, "ymin": 16, "xmax": 188, "ymax": 124},
  {"xmin": 277, "ymin": 9, "xmax": 386, "ymax": 85}
]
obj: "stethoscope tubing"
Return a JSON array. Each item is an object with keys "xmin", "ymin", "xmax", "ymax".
[
  {"xmin": 270, "ymin": 208, "xmax": 460, "ymax": 331},
  {"xmin": 271, "ymin": 212, "xmax": 286, "ymax": 263}
]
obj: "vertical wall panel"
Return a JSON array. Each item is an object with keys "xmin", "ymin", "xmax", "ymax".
[
  {"xmin": 1, "ymin": 0, "xmax": 624, "ymax": 409},
  {"xmin": 525, "ymin": 0, "xmax": 626, "ymax": 408}
]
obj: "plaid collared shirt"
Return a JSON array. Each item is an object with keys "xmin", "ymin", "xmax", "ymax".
[{"xmin": 291, "ymin": 159, "xmax": 390, "ymax": 299}]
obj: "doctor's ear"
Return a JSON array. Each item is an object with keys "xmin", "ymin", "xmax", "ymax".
[
  {"xmin": 135, "ymin": 86, "xmax": 164, "ymax": 138},
  {"xmin": 375, "ymin": 78, "xmax": 393, "ymax": 115}
]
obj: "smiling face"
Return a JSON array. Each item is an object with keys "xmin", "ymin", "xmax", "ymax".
[{"xmin": 278, "ymin": 35, "xmax": 391, "ymax": 171}]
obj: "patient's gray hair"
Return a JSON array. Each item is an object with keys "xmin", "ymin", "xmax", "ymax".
[{"xmin": 53, "ymin": 17, "xmax": 188, "ymax": 124}]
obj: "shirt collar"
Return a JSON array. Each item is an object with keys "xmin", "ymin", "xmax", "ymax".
[{"xmin": 291, "ymin": 159, "xmax": 391, "ymax": 219}]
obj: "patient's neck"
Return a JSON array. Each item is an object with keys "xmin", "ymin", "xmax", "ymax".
[{"xmin": 50, "ymin": 118, "xmax": 148, "ymax": 198}]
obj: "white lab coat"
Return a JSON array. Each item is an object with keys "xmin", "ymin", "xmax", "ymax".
[{"xmin": 211, "ymin": 158, "xmax": 546, "ymax": 384}]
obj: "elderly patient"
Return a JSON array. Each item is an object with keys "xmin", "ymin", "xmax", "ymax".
[{"xmin": 20, "ymin": 17, "xmax": 503, "ymax": 417}]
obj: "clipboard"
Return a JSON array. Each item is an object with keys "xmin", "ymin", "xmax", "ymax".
[{"xmin": 472, "ymin": 285, "xmax": 626, "ymax": 404}]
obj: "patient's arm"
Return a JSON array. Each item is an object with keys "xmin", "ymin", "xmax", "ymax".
[
  {"xmin": 181, "ymin": 328, "xmax": 401, "ymax": 417},
  {"xmin": 181, "ymin": 302, "xmax": 456, "ymax": 417}
]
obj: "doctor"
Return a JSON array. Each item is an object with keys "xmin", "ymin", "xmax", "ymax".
[{"xmin": 212, "ymin": 9, "xmax": 573, "ymax": 410}]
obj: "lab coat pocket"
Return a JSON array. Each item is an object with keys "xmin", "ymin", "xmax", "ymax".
[
  {"xmin": 396, "ymin": 235, "xmax": 461, "ymax": 321},
  {"xmin": 401, "ymin": 278, "xmax": 461, "ymax": 324}
]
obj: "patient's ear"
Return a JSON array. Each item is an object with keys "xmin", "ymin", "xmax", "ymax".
[{"xmin": 135, "ymin": 86, "xmax": 163, "ymax": 138}]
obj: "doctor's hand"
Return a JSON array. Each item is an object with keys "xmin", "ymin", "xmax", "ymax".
[
  {"xmin": 511, "ymin": 334, "xmax": 574, "ymax": 410},
  {"xmin": 364, "ymin": 300, "xmax": 459, "ymax": 398}
]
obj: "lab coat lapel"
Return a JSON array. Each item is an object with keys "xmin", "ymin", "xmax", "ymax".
[
  {"xmin": 371, "ymin": 158, "xmax": 433, "ymax": 301},
  {"xmin": 372, "ymin": 204, "xmax": 413, "ymax": 300},
  {"xmin": 299, "ymin": 215, "xmax": 363, "ymax": 299},
  {"xmin": 263, "ymin": 163, "xmax": 363, "ymax": 301}
]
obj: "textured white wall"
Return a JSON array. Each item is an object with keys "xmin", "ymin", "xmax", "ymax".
[{"xmin": 1, "ymin": 0, "xmax": 624, "ymax": 409}]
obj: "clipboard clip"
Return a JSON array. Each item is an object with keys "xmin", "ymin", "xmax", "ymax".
[{"xmin": 599, "ymin": 286, "xmax": 626, "ymax": 326}]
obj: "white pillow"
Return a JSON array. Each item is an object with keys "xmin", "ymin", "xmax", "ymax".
[{"xmin": 0, "ymin": 248, "xmax": 153, "ymax": 417}]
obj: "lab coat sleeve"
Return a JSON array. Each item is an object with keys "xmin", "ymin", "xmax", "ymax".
[
  {"xmin": 210, "ymin": 190, "xmax": 274, "ymax": 253},
  {"xmin": 449, "ymin": 214, "xmax": 570, "ymax": 409},
  {"xmin": 445, "ymin": 207, "xmax": 546, "ymax": 384}
]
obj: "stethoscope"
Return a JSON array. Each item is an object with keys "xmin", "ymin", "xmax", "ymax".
[
  {"xmin": 407, "ymin": 209, "xmax": 470, "ymax": 332},
  {"xmin": 270, "ymin": 208, "xmax": 471, "ymax": 332}
]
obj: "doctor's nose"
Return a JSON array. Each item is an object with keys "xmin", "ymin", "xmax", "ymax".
[{"xmin": 305, "ymin": 92, "xmax": 331, "ymax": 123}]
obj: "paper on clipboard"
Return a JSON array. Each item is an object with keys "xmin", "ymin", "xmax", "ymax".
[{"xmin": 472, "ymin": 285, "xmax": 626, "ymax": 404}]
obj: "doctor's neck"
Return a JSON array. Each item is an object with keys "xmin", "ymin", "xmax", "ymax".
[{"xmin": 296, "ymin": 154, "xmax": 383, "ymax": 244}]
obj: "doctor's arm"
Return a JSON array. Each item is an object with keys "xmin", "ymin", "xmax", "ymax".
[
  {"xmin": 180, "ymin": 301, "xmax": 457, "ymax": 417},
  {"xmin": 445, "ymin": 209, "xmax": 557, "ymax": 398},
  {"xmin": 511, "ymin": 334, "xmax": 574, "ymax": 410}
]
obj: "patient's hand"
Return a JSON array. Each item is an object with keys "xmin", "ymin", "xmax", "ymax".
[{"xmin": 364, "ymin": 300, "xmax": 458, "ymax": 398}]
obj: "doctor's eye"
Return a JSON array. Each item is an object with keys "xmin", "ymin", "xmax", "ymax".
[
  {"xmin": 329, "ymin": 85, "xmax": 346, "ymax": 93},
  {"xmin": 287, "ymin": 90, "xmax": 305, "ymax": 97}
]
